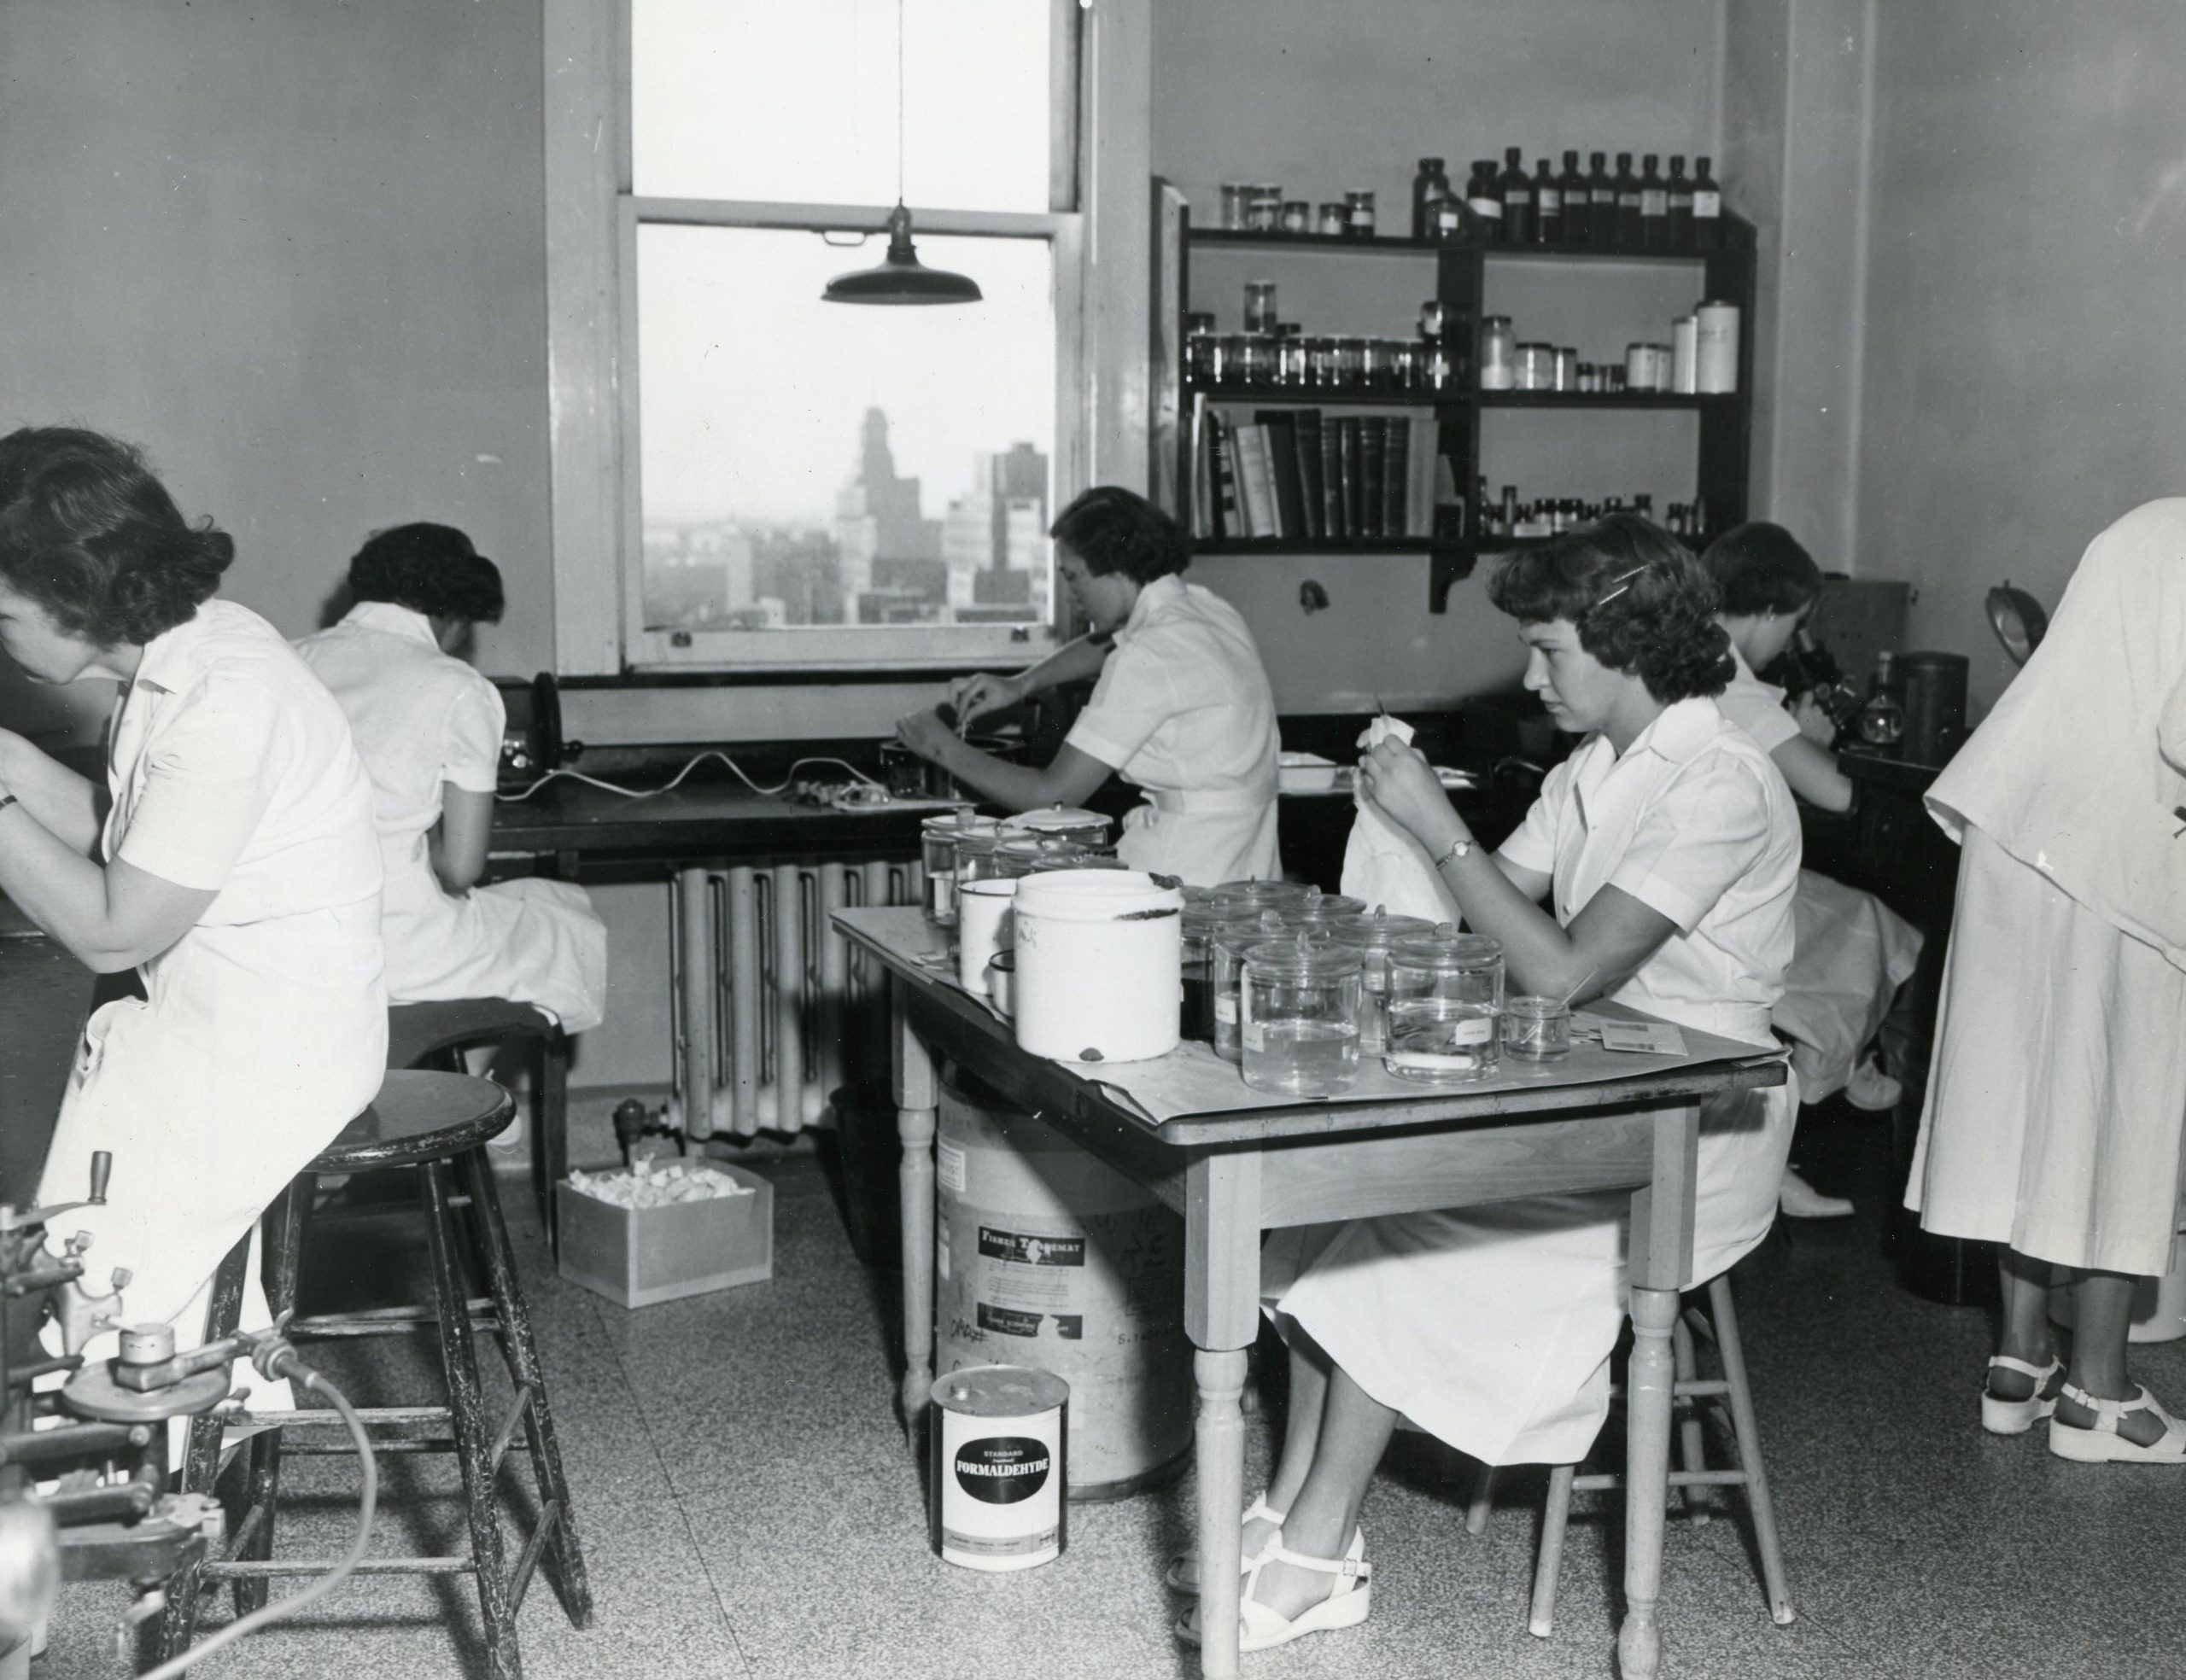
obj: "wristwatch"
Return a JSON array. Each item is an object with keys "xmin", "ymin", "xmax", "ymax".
[{"xmin": 1429, "ymin": 832, "xmax": 1473, "ymax": 870}]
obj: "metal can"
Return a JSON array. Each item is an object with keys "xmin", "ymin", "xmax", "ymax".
[
  {"xmin": 1480, "ymin": 316, "xmax": 1517, "ymax": 390},
  {"xmin": 1625, "ymin": 341, "xmax": 1660, "ymax": 392},
  {"xmin": 1671, "ymin": 315, "xmax": 1699, "ymax": 394},
  {"xmin": 930, "ymin": 1365, "xmax": 1069, "ymax": 1571},
  {"xmin": 1696, "ymin": 300, "xmax": 1740, "ymax": 393},
  {"xmin": 1514, "ymin": 341, "xmax": 1557, "ymax": 392}
]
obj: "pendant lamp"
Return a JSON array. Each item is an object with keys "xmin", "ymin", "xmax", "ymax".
[{"xmin": 821, "ymin": 0, "xmax": 982, "ymax": 306}]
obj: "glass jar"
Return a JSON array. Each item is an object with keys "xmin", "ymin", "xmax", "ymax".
[
  {"xmin": 1283, "ymin": 888, "xmax": 1367, "ymax": 930},
  {"xmin": 1002, "ymin": 805, "xmax": 1114, "ymax": 853},
  {"xmin": 1423, "ymin": 336, "xmax": 1456, "ymax": 392},
  {"xmin": 1480, "ymin": 316, "xmax": 1517, "ymax": 391},
  {"xmin": 956, "ymin": 831, "xmax": 1049, "ymax": 888},
  {"xmin": 1316, "ymin": 201, "xmax": 1348, "ymax": 238},
  {"xmin": 1276, "ymin": 324, "xmax": 1309, "ymax": 387},
  {"xmin": 1356, "ymin": 336, "xmax": 1390, "ymax": 390},
  {"xmin": 1514, "ymin": 341, "xmax": 1557, "ymax": 391},
  {"xmin": 1553, "ymin": 347, "xmax": 1578, "ymax": 391},
  {"xmin": 1241, "ymin": 938, "xmax": 1364, "ymax": 1097},
  {"xmin": 1210, "ymin": 878, "xmax": 1310, "ymax": 914},
  {"xmin": 1247, "ymin": 186, "xmax": 1283, "ymax": 231},
  {"xmin": 921, "ymin": 811, "xmax": 996, "ymax": 927},
  {"xmin": 1384, "ymin": 930, "xmax": 1505, "ymax": 1083},
  {"xmin": 1211, "ymin": 911, "xmax": 1293, "ymax": 1063},
  {"xmin": 1307, "ymin": 335, "xmax": 1341, "ymax": 388},
  {"xmin": 1503, "ymin": 995, "xmax": 1573, "ymax": 1062},
  {"xmin": 1387, "ymin": 336, "xmax": 1421, "ymax": 392},
  {"xmin": 1244, "ymin": 279, "xmax": 1279, "ymax": 335},
  {"xmin": 1239, "ymin": 333, "xmax": 1276, "ymax": 386},
  {"xmin": 1331, "ymin": 912, "xmax": 1437, "ymax": 1052},
  {"xmin": 1418, "ymin": 300, "xmax": 1446, "ymax": 341},
  {"xmin": 1280, "ymin": 199, "xmax": 1312, "ymax": 235},
  {"xmin": 1183, "ymin": 899, "xmax": 1265, "ymax": 1042},
  {"xmin": 1343, "ymin": 189, "xmax": 1377, "ymax": 238},
  {"xmin": 1184, "ymin": 312, "xmax": 1218, "ymax": 385},
  {"xmin": 1333, "ymin": 336, "xmax": 1366, "ymax": 388},
  {"xmin": 1219, "ymin": 183, "xmax": 1250, "ymax": 231}
]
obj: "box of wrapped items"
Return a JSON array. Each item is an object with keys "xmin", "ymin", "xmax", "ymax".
[{"xmin": 556, "ymin": 1158, "xmax": 774, "ymax": 1308}]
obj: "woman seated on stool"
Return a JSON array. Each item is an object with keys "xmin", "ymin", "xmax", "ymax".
[
  {"xmin": 1180, "ymin": 515, "xmax": 1799, "ymax": 1653},
  {"xmin": 1702, "ymin": 522, "xmax": 1924, "ymax": 1219},
  {"xmin": 894, "ymin": 487, "xmax": 1281, "ymax": 887},
  {"xmin": 295, "ymin": 523, "xmax": 605, "ymax": 1035},
  {"xmin": 0, "ymin": 426, "xmax": 386, "ymax": 1354}
]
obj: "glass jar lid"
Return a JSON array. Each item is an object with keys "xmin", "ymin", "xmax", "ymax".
[
  {"xmin": 1210, "ymin": 879, "xmax": 1310, "ymax": 911},
  {"xmin": 1213, "ymin": 910, "xmax": 1295, "ymax": 956},
  {"xmin": 1330, "ymin": 911, "xmax": 1437, "ymax": 953},
  {"xmin": 1003, "ymin": 805, "xmax": 1113, "ymax": 838},
  {"xmin": 1284, "ymin": 889, "xmax": 1368, "ymax": 924},
  {"xmin": 923, "ymin": 810, "xmax": 995, "ymax": 839},
  {"xmin": 1390, "ymin": 925, "xmax": 1505, "ymax": 971},
  {"xmin": 1242, "ymin": 936, "xmax": 1364, "ymax": 981}
]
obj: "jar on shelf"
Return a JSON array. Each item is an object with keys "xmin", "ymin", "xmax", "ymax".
[
  {"xmin": 1244, "ymin": 279, "xmax": 1279, "ymax": 335},
  {"xmin": 1238, "ymin": 332, "xmax": 1276, "ymax": 386},
  {"xmin": 1480, "ymin": 316, "xmax": 1517, "ymax": 391},
  {"xmin": 1184, "ymin": 311, "xmax": 1218, "ymax": 386},
  {"xmin": 1554, "ymin": 347, "xmax": 1578, "ymax": 391},
  {"xmin": 1210, "ymin": 911, "xmax": 1292, "ymax": 1064},
  {"xmin": 1384, "ymin": 929, "xmax": 1505, "ymax": 1083},
  {"xmin": 1246, "ymin": 185, "xmax": 1283, "ymax": 231},
  {"xmin": 1356, "ymin": 337, "xmax": 1391, "ymax": 390},
  {"xmin": 1276, "ymin": 324, "xmax": 1309, "ymax": 387},
  {"xmin": 1418, "ymin": 300, "xmax": 1446, "ymax": 341},
  {"xmin": 1331, "ymin": 912, "xmax": 1436, "ymax": 1053},
  {"xmin": 1514, "ymin": 342, "xmax": 1557, "ymax": 391},
  {"xmin": 1307, "ymin": 335, "xmax": 1341, "ymax": 388},
  {"xmin": 1423, "ymin": 337, "xmax": 1457, "ymax": 392},
  {"xmin": 1343, "ymin": 189, "xmax": 1377, "ymax": 238},
  {"xmin": 1503, "ymin": 995, "xmax": 1573, "ymax": 1062},
  {"xmin": 1316, "ymin": 201, "xmax": 1348, "ymax": 238},
  {"xmin": 1387, "ymin": 336, "xmax": 1421, "ymax": 391},
  {"xmin": 921, "ymin": 811, "xmax": 997, "ymax": 927},
  {"xmin": 1219, "ymin": 184, "xmax": 1249, "ymax": 231},
  {"xmin": 1241, "ymin": 937, "xmax": 1365, "ymax": 1098},
  {"xmin": 1280, "ymin": 200, "xmax": 1312, "ymax": 235},
  {"xmin": 1211, "ymin": 333, "xmax": 1247, "ymax": 388},
  {"xmin": 1333, "ymin": 336, "xmax": 1366, "ymax": 388}
]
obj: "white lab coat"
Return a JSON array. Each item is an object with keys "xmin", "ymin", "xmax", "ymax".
[
  {"xmin": 36, "ymin": 600, "xmax": 388, "ymax": 1339},
  {"xmin": 1264, "ymin": 699, "xmax": 1800, "ymax": 1466},
  {"xmin": 296, "ymin": 604, "xmax": 606, "ymax": 1032},
  {"xmin": 1063, "ymin": 575, "xmax": 1282, "ymax": 887}
]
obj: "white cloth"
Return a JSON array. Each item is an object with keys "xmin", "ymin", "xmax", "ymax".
[
  {"xmin": 1908, "ymin": 825, "xmax": 2186, "ymax": 1275},
  {"xmin": 296, "ymin": 603, "xmax": 606, "ymax": 1032},
  {"xmin": 1265, "ymin": 697, "xmax": 1799, "ymax": 1465},
  {"xmin": 1338, "ymin": 715, "xmax": 1448, "ymax": 920},
  {"xmin": 37, "ymin": 599, "xmax": 388, "ymax": 1334},
  {"xmin": 1923, "ymin": 499, "xmax": 2186, "ymax": 971},
  {"xmin": 1064, "ymin": 575, "xmax": 1280, "ymax": 887}
]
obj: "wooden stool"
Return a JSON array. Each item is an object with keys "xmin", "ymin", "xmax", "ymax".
[
  {"xmin": 388, "ymin": 999, "xmax": 569, "ymax": 1245},
  {"xmin": 1470, "ymin": 1269, "xmax": 1793, "ymax": 1637},
  {"xmin": 156, "ymin": 1071, "xmax": 593, "ymax": 1680}
]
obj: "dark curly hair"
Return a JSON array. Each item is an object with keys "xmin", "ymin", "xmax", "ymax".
[
  {"xmin": 1699, "ymin": 522, "xmax": 1823, "ymax": 618},
  {"xmin": 0, "ymin": 427, "xmax": 232, "ymax": 648},
  {"xmin": 1049, "ymin": 486, "xmax": 1189, "ymax": 584},
  {"xmin": 348, "ymin": 523, "xmax": 505, "ymax": 624},
  {"xmin": 1488, "ymin": 514, "xmax": 1733, "ymax": 703}
]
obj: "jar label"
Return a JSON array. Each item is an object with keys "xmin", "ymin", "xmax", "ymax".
[
  {"xmin": 932, "ymin": 876, "xmax": 956, "ymax": 918},
  {"xmin": 1446, "ymin": 1016, "xmax": 1494, "ymax": 1046},
  {"xmin": 1469, "ymin": 196, "xmax": 1502, "ymax": 219},
  {"xmin": 1593, "ymin": 189, "xmax": 1618, "ymax": 206},
  {"xmin": 1504, "ymin": 187, "xmax": 1531, "ymax": 207},
  {"xmin": 1538, "ymin": 188, "xmax": 1561, "ymax": 213},
  {"xmin": 1642, "ymin": 190, "xmax": 1668, "ymax": 215},
  {"xmin": 1215, "ymin": 992, "xmax": 1238, "ymax": 1024},
  {"xmin": 1242, "ymin": 1020, "xmax": 1266, "ymax": 1052},
  {"xmin": 1693, "ymin": 190, "xmax": 1721, "ymax": 217}
]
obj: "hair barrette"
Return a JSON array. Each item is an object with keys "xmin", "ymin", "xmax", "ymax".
[{"xmin": 1591, "ymin": 564, "xmax": 1649, "ymax": 610}]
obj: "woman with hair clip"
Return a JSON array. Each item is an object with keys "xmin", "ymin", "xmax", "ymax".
[
  {"xmin": 0, "ymin": 426, "xmax": 385, "ymax": 1356},
  {"xmin": 894, "ymin": 486, "xmax": 1282, "ymax": 886},
  {"xmin": 1176, "ymin": 515, "xmax": 1800, "ymax": 1653},
  {"xmin": 295, "ymin": 523, "xmax": 605, "ymax": 1033}
]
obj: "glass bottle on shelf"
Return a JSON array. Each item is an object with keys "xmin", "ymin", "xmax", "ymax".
[
  {"xmin": 1316, "ymin": 201, "xmax": 1348, "ymax": 238},
  {"xmin": 1479, "ymin": 315, "xmax": 1516, "ymax": 390},
  {"xmin": 1532, "ymin": 158, "xmax": 1561, "ymax": 246},
  {"xmin": 1614, "ymin": 153, "xmax": 1641, "ymax": 249},
  {"xmin": 1558, "ymin": 150, "xmax": 1587, "ymax": 246},
  {"xmin": 1667, "ymin": 156, "xmax": 1694, "ymax": 251},
  {"xmin": 1243, "ymin": 279, "xmax": 1278, "ymax": 335},
  {"xmin": 1184, "ymin": 312, "xmax": 1217, "ymax": 387},
  {"xmin": 1465, "ymin": 160, "xmax": 1504, "ymax": 242},
  {"xmin": 1411, "ymin": 157, "xmax": 1453, "ymax": 240},
  {"xmin": 1219, "ymin": 184, "xmax": 1248, "ymax": 231},
  {"xmin": 1640, "ymin": 155, "xmax": 1669, "ymax": 251},
  {"xmin": 1692, "ymin": 156, "xmax": 1723, "ymax": 250},
  {"xmin": 1246, "ymin": 186, "xmax": 1283, "ymax": 231},
  {"xmin": 1306, "ymin": 335, "xmax": 1340, "ymax": 388},
  {"xmin": 1587, "ymin": 151, "xmax": 1617, "ymax": 251},
  {"xmin": 1279, "ymin": 200, "xmax": 1311, "ymax": 235},
  {"xmin": 1498, "ymin": 146, "xmax": 1534, "ymax": 245},
  {"xmin": 1276, "ymin": 323, "xmax": 1308, "ymax": 387},
  {"xmin": 1857, "ymin": 653, "xmax": 1907, "ymax": 748},
  {"xmin": 1343, "ymin": 189, "xmax": 1377, "ymax": 238}
]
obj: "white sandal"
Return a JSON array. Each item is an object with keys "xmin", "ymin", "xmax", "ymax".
[
  {"xmin": 1981, "ymin": 1354, "xmax": 2062, "ymax": 1435},
  {"xmin": 2049, "ymin": 1382, "xmax": 2186, "ymax": 1464},
  {"xmin": 1164, "ymin": 1492, "xmax": 1284, "ymax": 1593},
  {"xmin": 1176, "ymin": 1531, "xmax": 1372, "ymax": 1653}
]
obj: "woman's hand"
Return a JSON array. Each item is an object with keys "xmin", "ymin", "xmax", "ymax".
[
  {"xmin": 895, "ymin": 707, "xmax": 960, "ymax": 765},
  {"xmin": 948, "ymin": 672, "xmax": 1026, "ymax": 731},
  {"xmin": 1359, "ymin": 738, "xmax": 1464, "ymax": 853},
  {"xmin": 1791, "ymin": 693, "xmax": 1838, "ymax": 748}
]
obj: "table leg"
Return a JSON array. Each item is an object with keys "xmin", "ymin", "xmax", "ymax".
[
  {"xmin": 1185, "ymin": 1152, "xmax": 1261, "ymax": 1680},
  {"xmin": 893, "ymin": 981, "xmax": 939, "ymax": 1442}
]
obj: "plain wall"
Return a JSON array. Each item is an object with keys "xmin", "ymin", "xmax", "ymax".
[{"xmin": 1854, "ymin": 1, "xmax": 2186, "ymax": 714}]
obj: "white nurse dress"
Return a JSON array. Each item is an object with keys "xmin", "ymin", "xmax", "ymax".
[
  {"xmin": 1062, "ymin": 575, "xmax": 1283, "ymax": 888},
  {"xmin": 296, "ymin": 602, "xmax": 606, "ymax": 1032},
  {"xmin": 1263, "ymin": 697, "xmax": 1801, "ymax": 1466}
]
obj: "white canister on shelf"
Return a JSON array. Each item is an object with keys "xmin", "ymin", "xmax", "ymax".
[
  {"xmin": 1696, "ymin": 300, "xmax": 1740, "ymax": 394},
  {"xmin": 1012, "ymin": 870, "xmax": 1184, "ymax": 1065},
  {"xmin": 959, "ymin": 878, "xmax": 1021, "ymax": 994},
  {"xmin": 1671, "ymin": 315, "xmax": 1698, "ymax": 394}
]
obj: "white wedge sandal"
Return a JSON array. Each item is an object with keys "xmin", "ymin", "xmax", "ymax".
[
  {"xmin": 1166, "ymin": 1495, "xmax": 1364, "ymax": 1595},
  {"xmin": 1980, "ymin": 1354, "xmax": 2062, "ymax": 1435},
  {"xmin": 1176, "ymin": 1531, "xmax": 1372, "ymax": 1654},
  {"xmin": 2048, "ymin": 1383, "xmax": 2186, "ymax": 1464}
]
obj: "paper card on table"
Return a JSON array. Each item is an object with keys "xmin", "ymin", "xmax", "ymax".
[{"xmin": 1596, "ymin": 1019, "xmax": 1686, "ymax": 1056}]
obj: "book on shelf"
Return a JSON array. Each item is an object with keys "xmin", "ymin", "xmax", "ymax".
[
  {"xmin": 1359, "ymin": 417, "xmax": 1388, "ymax": 540},
  {"xmin": 1230, "ymin": 422, "xmax": 1282, "ymax": 539},
  {"xmin": 1254, "ymin": 410, "xmax": 1312, "ymax": 540},
  {"xmin": 1318, "ymin": 417, "xmax": 1346, "ymax": 539},
  {"xmin": 1336, "ymin": 417, "xmax": 1364, "ymax": 537},
  {"xmin": 1206, "ymin": 408, "xmax": 1242, "ymax": 540}
]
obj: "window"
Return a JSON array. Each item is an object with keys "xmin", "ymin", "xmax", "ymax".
[{"xmin": 618, "ymin": 0, "xmax": 1082, "ymax": 669}]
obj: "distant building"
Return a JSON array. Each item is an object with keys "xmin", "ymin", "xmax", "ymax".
[
  {"xmin": 835, "ymin": 408, "xmax": 942, "ymax": 621},
  {"xmin": 941, "ymin": 442, "xmax": 1049, "ymax": 622}
]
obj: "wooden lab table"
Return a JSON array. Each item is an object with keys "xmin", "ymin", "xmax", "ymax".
[{"xmin": 833, "ymin": 906, "xmax": 1787, "ymax": 1680}]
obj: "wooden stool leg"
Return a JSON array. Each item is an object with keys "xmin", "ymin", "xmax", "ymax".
[
  {"xmin": 155, "ymin": 1236, "xmax": 251, "ymax": 1665},
  {"xmin": 231, "ymin": 1178, "xmax": 313, "ymax": 1617},
  {"xmin": 535, "ymin": 1033, "xmax": 569, "ymax": 1246},
  {"xmin": 419, "ymin": 1159, "xmax": 523, "ymax": 1680},
  {"xmin": 1673, "ymin": 1310, "xmax": 1709, "ymax": 1525},
  {"xmin": 1465, "ymin": 1462, "xmax": 1496, "ymax": 1536},
  {"xmin": 459, "ymin": 1149, "xmax": 594, "ymax": 1628},
  {"xmin": 1709, "ymin": 1275, "xmax": 1794, "ymax": 1626},
  {"xmin": 1529, "ymin": 1462, "xmax": 1576, "ymax": 1638}
]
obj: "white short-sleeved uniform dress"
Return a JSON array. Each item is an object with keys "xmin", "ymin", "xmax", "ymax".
[
  {"xmin": 295, "ymin": 602, "xmax": 606, "ymax": 1032},
  {"xmin": 1263, "ymin": 697, "xmax": 1800, "ymax": 1466},
  {"xmin": 1062, "ymin": 575, "xmax": 1282, "ymax": 888},
  {"xmin": 36, "ymin": 599, "xmax": 389, "ymax": 1334},
  {"xmin": 1715, "ymin": 648, "xmax": 1921, "ymax": 1103}
]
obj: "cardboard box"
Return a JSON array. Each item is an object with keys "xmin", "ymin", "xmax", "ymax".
[{"xmin": 556, "ymin": 1162, "xmax": 774, "ymax": 1308}]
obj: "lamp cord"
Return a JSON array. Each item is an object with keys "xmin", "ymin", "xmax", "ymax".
[{"xmin": 896, "ymin": 0, "xmax": 905, "ymax": 205}]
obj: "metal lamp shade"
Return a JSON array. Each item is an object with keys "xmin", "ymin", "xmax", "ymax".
[
  {"xmin": 821, "ymin": 204, "xmax": 982, "ymax": 306},
  {"xmin": 1984, "ymin": 583, "xmax": 2049, "ymax": 667}
]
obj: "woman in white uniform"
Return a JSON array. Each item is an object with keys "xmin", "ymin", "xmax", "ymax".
[
  {"xmin": 295, "ymin": 524, "xmax": 605, "ymax": 1032},
  {"xmin": 1908, "ymin": 499, "xmax": 2186, "ymax": 1462},
  {"xmin": 1182, "ymin": 516, "xmax": 1798, "ymax": 1652},
  {"xmin": 895, "ymin": 487, "xmax": 1281, "ymax": 887},
  {"xmin": 0, "ymin": 427, "xmax": 386, "ymax": 1352}
]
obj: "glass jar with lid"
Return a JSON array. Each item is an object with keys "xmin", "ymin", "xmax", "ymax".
[
  {"xmin": 1246, "ymin": 186, "xmax": 1283, "ymax": 231},
  {"xmin": 1503, "ymin": 995, "xmax": 1573, "ymax": 1062},
  {"xmin": 1342, "ymin": 189, "xmax": 1377, "ymax": 238},
  {"xmin": 1238, "ymin": 333, "xmax": 1277, "ymax": 386},
  {"xmin": 921, "ymin": 811, "xmax": 996, "ymax": 927},
  {"xmin": 1209, "ymin": 910, "xmax": 1292, "ymax": 1063},
  {"xmin": 1480, "ymin": 316, "xmax": 1517, "ymax": 391},
  {"xmin": 1241, "ymin": 937, "xmax": 1364, "ymax": 1097},
  {"xmin": 1282, "ymin": 888, "xmax": 1367, "ymax": 930},
  {"xmin": 1279, "ymin": 200, "xmax": 1312, "ymax": 235},
  {"xmin": 1002, "ymin": 805, "xmax": 1114, "ymax": 854},
  {"xmin": 1306, "ymin": 335, "xmax": 1341, "ymax": 388},
  {"xmin": 1316, "ymin": 202, "xmax": 1348, "ymax": 238},
  {"xmin": 1210, "ymin": 878, "xmax": 1310, "ymax": 914},
  {"xmin": 1219, "ymin": 183, "xmax": 1250, "ymax": 230},
  {"xmin": 1183, "ymin": 896, "xmax": 1267, "ymax": 1042},
  {"xmin": 1244, "ymin": 279, "xmax": 1279, "ymax": 335},
  {"xmin": 1384, "ymin": 929, "xmax": 1505, "ymax": 1083},
  {"xmin": 1330, "ymin": 912, "xmax": 1437, "ymax": 1052},
  {"xmin": 1184, "ymin": 311, "xmax": 1218, "ymax": 386},
  {"xmin": 1211, "ymin": 333, "xmax": 1247, "ymax": 388},
  {"xmin": 956, "ymin": 831, "xmax": 1046, "ymax": 888}
]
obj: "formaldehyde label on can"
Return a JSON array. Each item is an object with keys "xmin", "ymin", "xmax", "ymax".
[
  {"xmin": 938, "ymin": 1139, "xmax": 967, "ymax": 1193},
  {"xmin": 935, "ymin": 1388, "xmax": 1064, "ymax": 1570}
]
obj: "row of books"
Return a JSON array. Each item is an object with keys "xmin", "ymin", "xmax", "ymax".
[{"xmin": 1188, "ymin": 397, "xmax": 1449, "ymax": 544}]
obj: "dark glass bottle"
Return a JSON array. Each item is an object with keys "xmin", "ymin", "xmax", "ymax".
[
  {"xmin": 1613, "ymin": 152, "xmax": 1641, "ymax": 249},
  {"xmin": 1465, "ymin": 160, "xmax": 1504, "ymax": 244},
  {"xmin": 1667, "ymin": 155, "xmax": 1693, "ymax": 252},
  {"xmin": 1499, "ymin": 147, "xmax": 1534, "ymax": 245},
  {"xmin": 1411, "ymin": 156, "xmax": 1452, "ymax": 241},
  {"xmin": 1639, "ymin": 154, "xmax": 1668, "ymax": 251},
  {"xmin": 1692, "ymin": 155, "xmax": 1723, "ymax": 251},
  {"xmin": 1587, "ymin": 151, "xmax": 1616, "ymax": 250},
  {"xmin": 1558, "ymin": 150, "xmax": 1587, "ymax": 247},
  {"xmin": 1532, "ymin": 158, "xmax": 1561, "ymax": 246}
]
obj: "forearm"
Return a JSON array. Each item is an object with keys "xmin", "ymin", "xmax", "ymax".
[
  {"xmin": 925, "ymin": 735, "xmax": 1106, "ymax": 814},
  {"xmin": 1010, "ymin": 635, "xmax": 1110, "ymax": 697},
  {"xmin": 1430, "ymin": 843, "xmax": 1599, "ymax": 999},
  {"xmin": 0, "ymin": 733, "xmax": 102, "ymax": 855},
  {"xmin": 0, "ymin": 805, "xmax": 159, "ymax": 971}
]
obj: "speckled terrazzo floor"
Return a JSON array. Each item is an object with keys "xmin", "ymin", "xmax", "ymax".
[{"xmin": 34, "ymin": 1100, "xmax": 2186, "ymax": 1680}]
